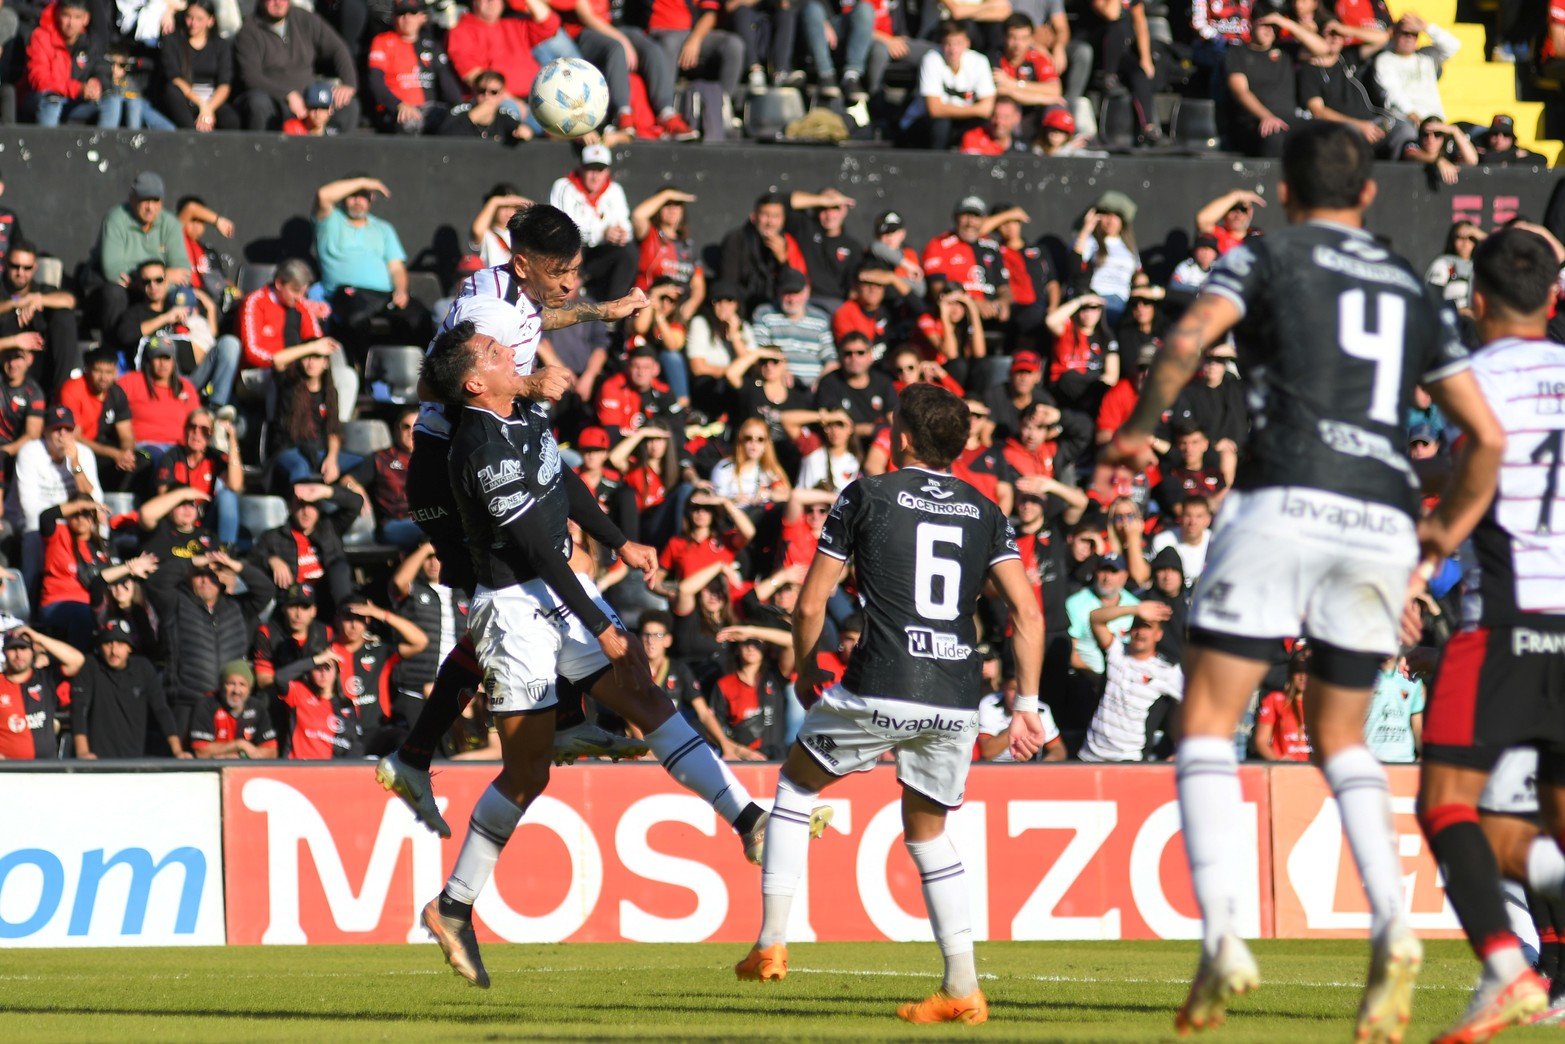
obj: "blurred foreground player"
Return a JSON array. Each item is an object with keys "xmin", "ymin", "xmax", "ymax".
[
  {"xmin": 1104, "ymin": 121, "xmax": 1505, "ymax": 1040},
  {"xmin": 735, "ymin": 384, "xmax": 1045, "ymax": 1025},
  {"xmin": 1413, "ymin": 227, "xmax": 1565, "ymax": 1043}
]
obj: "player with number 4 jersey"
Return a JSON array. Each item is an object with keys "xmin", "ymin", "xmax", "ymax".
[
  {"xmin": 735, "ymin": 384, "xmax": 1045, "ymax": 1025},
  {"xmin": 1103, "ymin": 123, "xmax": 1507, "ymax": 1043}
]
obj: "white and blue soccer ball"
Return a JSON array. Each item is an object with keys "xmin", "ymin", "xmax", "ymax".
[{"xmin": 529, "ymin": 57, "xmax": 609, "ymax": 139}]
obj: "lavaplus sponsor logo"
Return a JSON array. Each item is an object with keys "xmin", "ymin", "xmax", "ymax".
[
  {"xmin": 905, "ymin": 626, "xmax": 972, "ymax": 661},
  {"xmin": 869, "ymin": 707, "xmax": 972, "ymax": 733}
]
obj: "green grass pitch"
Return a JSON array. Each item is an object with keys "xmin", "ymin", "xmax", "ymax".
[{"xmin": 0, "ymin": 939, "xmax": 1555, "ymax": 1041}]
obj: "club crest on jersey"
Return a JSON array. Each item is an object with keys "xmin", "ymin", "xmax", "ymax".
[
  {"xmin": 477, "ymin": 460, "xmax": 521, "ymax": 492},
  {"xmin": 905, "ymin": 625, "xmax": 972, "ymax": 661},
  {"xmin": 919, "ymin": 479, "xmax": 954, "ymax": 500}
]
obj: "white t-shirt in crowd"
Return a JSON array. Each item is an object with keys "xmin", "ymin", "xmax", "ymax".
[
  {"xmin": 1151, "ymin": 528, "xmax": 1211, "ymax": 585},
  {"xmin": 907, "ymin": 49, "xmax": 996, "ymax": 123},
  {"xmin": 1079, "ymin": 640, "xmax": 1184, "ymax": 762},
  {"xmin": 796, "ymin": 448, "xmax": 861, "ymax": 492}
]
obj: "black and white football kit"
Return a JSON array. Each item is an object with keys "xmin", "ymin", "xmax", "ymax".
[
  {"xmin": 796, "ymin": 466, "xmax": 1020, "ymax": 806},
  {"xmin": 1188, "ymin": 221, "xmax": 1470, "ymax": 662}
]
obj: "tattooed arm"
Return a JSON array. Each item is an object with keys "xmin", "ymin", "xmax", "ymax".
[{"xmin": 541, "ymin": 287, "xmax": 650, "ymax": 330}]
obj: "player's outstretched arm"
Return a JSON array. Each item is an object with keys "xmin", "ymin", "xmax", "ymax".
[
  {"xmin": 1104, "ymin": 292, "xmax": 1241, "ymax": 471},
  {"xmin": 989, "ymin": 557, "xmax": 1045, "ymax": 761},
  {"xmin": 1418, "ymin": 369, "xmax": 1506, "ymax": 563},
  {"xmin": 792, "ymin": 551, "xmax": 849, "ymax": 707},
  {"xmin": 541, "ymin": 287, "xmax": 649, "ymax": 330}
]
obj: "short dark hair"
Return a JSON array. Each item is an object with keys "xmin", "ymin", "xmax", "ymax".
[
  {"xmin": 507, "ymin": 202, "xmax": 582, "ymax": 264},
  {"xmin": 838, "ymin": 331, "xmax": 871, "ymax": 351},
  {"xmin": 176, "ymin": 194, "xmax": 205, "ymax": 214},
  {"xmin": 639, "ymin": 609, "xmax": 674, "ymax": 633},
  {"xmin": 841, "ymin": 613, "xmax": 864, "ymax": 634},
  {"xmin": 1472, "ymin": 227, "xmax": 1560, "ymax": 317},
  {"xmin": 7, "ymin": 239, "xmax": 37, "ymax": 259},
  {"xmin": 896, "ymin": 383, "xmax": 969, "ymax": 469},
  {"xmin": 1002, "ymin": 11, "xmax": 1033, "ymax": 31},
  {"xmin": 1173, "ymin": 423, "xmax": 1206, "ymax": 440},
  {"xmin": 57, "ymin": 0, "xmax": 89, "ymax": 11},
  {"xmin": 935, "ymin": 20, "xmax": 968, "ymax": 41},
  {"xmin": 754, "ymin": 191, "xmax": 786, "ymax": 211},
  {"xmin": 1182, "ymin": 494, "xmax": 1213, "ymax": 514},
  {"xmin": 422, "ymin": 320, "xmax": 482, "ymax": 405},
  {"xmin": 1282, "ymin": 122, "xmax": 1372, "ymax": 211}
]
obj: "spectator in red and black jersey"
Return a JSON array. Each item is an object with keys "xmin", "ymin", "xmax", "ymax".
[
  {"xmin": 1195, "ymin": 189, "xmax": 1265, "ymax": 254},
  {"xmin": 960, "ymin": 96, "xmax": 1031, "ymax": 155},
  {"xmin": 710, "ymin": 635, "xmax": 788, "ymax": 759},
  {"xmin": 638, "ymin": 610, "xmax": 758, "ymax": 760},
  {"xmin": 597, "ymin": 346, "xmax": 678, "ymax": 439},
  {"xmin": 366, "ymin": 0, "xmax": 463, "ymax": 135},
  {"xmin": 0, "ymin": 626, "xmax": 83, "ymax": 761},
  {"xmin": 236, "ymin": 259, "xmax": 342, "ymax": 372},
  {"xmin": 815, "ymin": 331, "xmax": 897, "ymax": 440},
  {"xmin": 251, "ymin": 479, "xmax": 364, "ymax": 611},
  {"xmin": 275, "ymin": 648, "xmax": 364, "ymax": 760},
  {"xmin": 1190, "ymin": 0, "xmax": 1251, "ymax": 85},
  {"xmin": 994, "ymin": 14, "xmax": 1063, "ymax": 133},
  {"xmin": 785, "ymin": 187, "xmax": 864, "ymax": 313},
  {"xmin": 865, "ymin": 210, "xmax": 928, "ymax": 306},
  {"xmin": 1095, "ymin": 340, "xmax": 1173, "ymax": 454},
  {"xmin": 362, "ymin": 406, "xmax": 421, "ymax": 550},
  {"xmin": 658, "ymin": 492, "xmax": 754, "ymax": 586},
  {"xmin": 573, "ymin": 425, "xmax": 637, "ymax": 536},
  {"xmin": 38, "ymin": 497, "xmax": 157, "ymax": 648},
  {"xmin": 153, "ymin": 408, "xmax": 243, "ymax": 547},
  {"xmin": 1003, "ymin": 400, "xmax": 1092, "ymax": 483},
  {"xmin": 0, "ymin": 242, "xmax": 78, "ymax": 394},
  {"xmin": 1156, "ymin": 424, "xmax": 1227, "ymax": 510},
  {"xmin": 831, "ymin": 261, "xmax": 906, "ymax": 357},
  {"xmin": 252, "ymin": 582, "xmax": 332, "ymax": 695},
  {"xmin": 0, "ymin": 345, "xmax": 44, "ymax": 460},
  {"xmin": 921, "ymin": 195, "xmax": 1010, "ymax": 324},
  {"xmin": 331, "ymin": 592, "xmax": 427, "ymax": 746},
  {"xmin": 985, "ymin": 203, "xmax": 1060, "ymax": 351},
  {"xmin": 645, "ymin": 0, "xmax": 745, "ymax": 99},
  {"xmin": 1045, "ymin": 292, "xmax": 1119, "ymax": 418},
  {"xmin": 983, "ymin": 349, "xmax": 1055, "ymax": 439},
  {"xmin": 1540, "ymin": 0, "xmax": 1565, "ymax": 82},
  {"xmin": 954, "ymin": 397, "xmax": 1015, "ymax": 513},
  {"xmin": 607, "ymin": 425, "xmax": 684, "ymax": 546},
  {"xmin": 717, "ymin": 191, "xmax": 808, "ymax": 315},
  {"xmin": 189, "ymin": 660, "xmax": 278, "ymax": 759},
  {"xmin": 633, "ymin": 188, "xmax": 705, "ymax": 322}
]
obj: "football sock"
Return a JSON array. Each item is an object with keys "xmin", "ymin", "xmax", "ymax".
[
  {"xmin": 1420, "ymin": 802, "xmax": 1524, "ymax": 977},
  {"xmin": 906, "ymin": 833, "xmax": 977, "ymax": 997},
  {"xmin": 1504, "ymin": 879, "xmax": 1540, "ymax": 962},
  {"xmin": 399, "ymin": 637, "xmax": 482, "ymax": 771},
  {"xmin": 757, "ymin": 775, "xmax": 818, "ymax": 948},
  {"xmin": 1176, "ymin": 736, "xmax": 1243, "ymax": 955},
  {"xmin": 645, "ymin": 715, "xmax": 751, "ymax": 826},
  {"xmin": 1528, "ymin": 888, "xmax": 1560, "ymax": 980},
  {"xmin": 1323, "ymin": 746, "xmax": 1404, "ymax": 938},
  {"xmin": 1528, "ymin": 837, "xmax": 1565, "ymax": 898},
  {"xmin": 443, "ymin": 784, "xmax": 525, "ymax": 912}
]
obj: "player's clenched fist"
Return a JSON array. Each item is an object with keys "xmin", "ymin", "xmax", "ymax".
[
  {"xmin": 604, "ymin": 287, "xmax": 649, "ymax": 321},
  {"xmin": 520, "ymin": 365, "xmax": 573, "ymax": 402}
]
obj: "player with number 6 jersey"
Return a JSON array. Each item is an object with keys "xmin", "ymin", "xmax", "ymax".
[{"xmin": 1103, "ymin": 122, "xmax": 1507, "ymax": 1042}]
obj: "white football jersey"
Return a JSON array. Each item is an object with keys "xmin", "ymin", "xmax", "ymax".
[{"xmin": 415, "ymin": 268, "xmax": 545, "ymax": 439}]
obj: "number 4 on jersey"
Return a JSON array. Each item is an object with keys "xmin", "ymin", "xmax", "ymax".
[{"xmin": 1338, "ymin": 289, "xmax": 1406, "ymax": 426}]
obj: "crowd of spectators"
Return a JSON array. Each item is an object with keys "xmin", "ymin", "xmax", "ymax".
[
  {"xmin": 1, "ymin": 0, "xmax": 1556, "ymax": 157},
  {"xmin": 0, "ymin": 150, "xmax": 1561, "ymax": 768}
]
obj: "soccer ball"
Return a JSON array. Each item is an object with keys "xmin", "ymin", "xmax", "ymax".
[{"xmin": 529, "ymin": 58, "xmax": 610, "ymax": 139}]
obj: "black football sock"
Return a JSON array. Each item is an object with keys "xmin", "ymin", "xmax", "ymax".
[
  {"xmin": 1545, "ymin": 894, "xmax": 1565, "ymax": 986},
  {"xmin": 399, "ymin": 636, "xmax": 482, "ymax": 771},
  {"xmin": 734, "ymin": 802, "xmax": 765, "ymax": 838},
  {"xmin": 438, "ymin": 891, "xmax": 474, "ymax": 922},
  {"xmin": 1421, "ymin": 804, "xmax": 1519, "ymax": 960},
  {"xmin": 554, "ymin": 675, "xmax": 587, "ymax": 731}
]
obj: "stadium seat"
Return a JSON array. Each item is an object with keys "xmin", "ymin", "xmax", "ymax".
[
  {"xmin": 744, "ymin": 89, "xmax": 805, "ymax": 140},
  {"xmin": 238, "ymin": 494, "xmax": 289, "ymax": 542},
  {"xmin": 363, "ymin": 345, "xmax": 423, "ymax": 404},
  {"xmin": 102, "ymin": 491, "xmax": 136, "ymax": 518},
  {"xmin": 1098, "ymin": 92, "xmax": 1137, "ymax": 149},
  {"xmin": 406, "ymin": 270, "xmax": 444, "ymax": 307},
  {"xmin": 341, "ymin": 418, "xmax": 392, "ymax": 457},
  {"xmin": 0, "ymin": 568, "xmax": 28, "ymax": 625},
  {"xmin": 237, "ymin": 367, "xmax": 272, "ymax": 404},
  {"xmin": 237, "ymin": 263, "xmax": 277, "ymax": 296},
  {"xmin": 1171, "ymin": 98, "xmax": 1220, "ymax": 151}
]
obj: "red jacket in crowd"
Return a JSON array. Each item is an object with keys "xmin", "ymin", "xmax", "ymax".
[
  {"xmin": 238, "ymin": 285, "xmax": 326, "ymax": 369},
  {"xmin": 26, "ymin": 2, "xmax": 101, "ymax": 99},
  {"xmin": 447, "ymin": 12, "xmax": 555, "ymax": 97}
]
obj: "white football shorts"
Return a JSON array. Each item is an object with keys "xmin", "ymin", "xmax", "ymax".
[
  {"xmin": 469, "ymin": 572, "xmax": 622, "ymax": 715},
  {"xmin": 796, "ymin": 685, "xmax": 978, "ymax": 808}
]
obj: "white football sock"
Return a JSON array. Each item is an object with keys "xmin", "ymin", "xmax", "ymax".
[
  {"xmin": 1323, "ymin": 746, "xmax": 1405, "ymax": 938},
  {"xmin": 445, "ymin": 784, "xmax": 524, "ymax": 905},
  {"xmin": 1176, "ymin": 736, "xmax": 1243, "ymax": 955},
  {"xmin": 646, "ymin": 715, "xmax": 751, "ymax": 825},
  {"xmin": 1528, "ymin": 836, "xmax": 1565, "ymax": 898},
  {"xmin": 1502, "ymin": 879, "xmax": 1541, "ymax": 964},
  {"xmin": 757, "ymin": 775, "xmax": 818, "ymax": 948},
  {"xmin": 1483, "ymin": 940, "xmax": 1532, "ymax": 986},
  {"xmin": 906, "ymin": 833, "xmax": 977, "ymax": 997}
]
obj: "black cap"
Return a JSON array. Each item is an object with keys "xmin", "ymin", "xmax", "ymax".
[
  {"xmin": 336, "ymin": 591, "xmax": 371, "ymax": 619},
  {"xmin": 44, "ymin": 404, "xmax": 76, "ymax": 431},
  {"xmin": 1194, "ymin": 233, "xmax": 1220, "ymax": 251},
  {"xmin": 2, "ymin": 630, "xmax": 30, "ymax": 651},
  {"xmin": 709, "ymin": 281, "xmax": 741, "ymax": 302},
  {"xmin": 282, "ymin": 582, "xmax": 316, "ymax": 607},
  {"xmin": 96, "ymin": 618, "xmax": 135, "ymax": 646},
  {"xmin": 875, "ymin": 210, "xmax": 904, "ymax": 234},
  {"xmin": 777, "ymin": 268, "xmax": 808, "ymax": 295}
]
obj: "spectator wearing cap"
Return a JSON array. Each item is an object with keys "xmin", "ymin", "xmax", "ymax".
[
  {"xmin": 574, "ymin": 425, "xmax": 636, "ymax": 533},
  {"xmin": 157, "ymin": 544, "xmax": 274, "ymax": 738},
  {"xmin": 12, "ymin": 405, "xmax": 100, "ymax": 587},
  {"xmin": 983, "ymin": 349, "xmax": 1053, "ymax": 439},
  {"xmin": 597, "ymin": 346, "xmax": 678, "ymax": 440},
  {"xmin": 37, "ymin": 496, "xmax": 153, "ymax": 648},
  {"xmin": 1407, "ymin": 422, "xmax": 1441, "ymax": 461},
  {"xmin": 901, "ymin": 21, "xmax": 995, "ymax": 151},
  {"xmin": 684, "ymin": 283, "xmax": 754, "ymax": 413},
  {"xmin": 923, "ymin": 196, "xmax": 1010, "ymax": 325},
  {"xmin": 1115, "ymin": 282, "xmax": 1164, "ymax": 370},
  {"xmin": 960, "ymin": 96, "xmax": 1031, "ymax": 156},
  {"xmin": 117, "ymin": 328, "xmax": 200, "ymax": 466},
  {"xmin": 783, "ymin": 187, "xmax": 863, "ymax": 314},
  {"xmin": 24, "ymin": 0, "xmax": 110, "ymax": 128},
  {"xmin": 93, "ymin": 172, "xmax": 191, "ymax": 332},
  {"xmin": 831, "ymin": 261, "xmax": 906, "ymax": 357},
  {"xmin": 1195, "ymin": 189, "xmax": 1265, "ymax": 254},
  {"xmin": 1150, "ymin": 494, "xmax": 1213, "ymax": 584},
  {"xmin": 111, "ymin": 259, "xmax": 240, "ymax": 408},
  {"xmin": 550, "ymin": 146, "xmax": 638, "ymax": 303},
  {"xmin": 1169, "ymin": 233, "xmax": 1221, "ymax": 298},
  {"xmin": 633, "ymin": 188, "xmax": 705, "ymax": 320},
  {"xmin": 273, "ymin": 646, "xmax": 364, "ymax": 760},
  {"xmin": 252, "ymin": 581, "xmax": 332, "ymax": 696},
  {"xmin": 189, "ymin": 660, "xmax": 278, "ymax": 759},
  {"xmin": 313, "ymin": 175, "xmax": 431, "ymax": 357},
  {"xmin": 446, "ymin": 0, "xmax": 554, "ymax": 115},
  {"xmin": 0, "ymin": 241, "xmax": 78, "ymax": 394},
  {"xmin": 60, "ymin": 350, "xmax": 136, "ymax": 491},
  {"xmin": 159, "ymin": 0, "xmax": 240, "ymax": 131},
  {"xmin": 73, "ymin": 618, "xmax": 188, "ymax": 759},
  {"xmin": 234, "ymin": 0, "xmax": 358, "ymax": 132},
  {"xmin": 282, "ymin": 83, "xmax": 339, "ymax": 136},
  {"xmin": 0, "ymin": 626, "xmax": 84, "ymax": 761},
  {"xmin": 1372, "ymin": 13, "xmax": 1458, "ymax": 125},
  {"xmin": 1170, "ymin": 347, "xmax": 1245, "ymax": 479},
  {"xmin": 1033, "ymin": 106, "xmax": 1088, "ymax": 156},
  {"xmin": 152, "ymin": 407, "xmax": 243, "ymax": 547},
  {"xmin": 717, "ymin": 191, "xmax": 808, "ymax": 316},
  {"xmin": 389, "ymin": 542, "xmax": 470, "ymax": 710},
  {"xmin": 1079, "ymin": 601, "xmax": 1183, "ymax": 762},
  {"xmin": 366, "ymin": 406, "xmax": 422, "ymax": 550},
  {"xmin": 1297, "ymin": 24, "xmax": 1414, "ymax": 161},
  {"xmin": 645, "ymin": 0, "xmax": 745, "ymax": 101},
  {"xmin": 251, "ymin": 478, "xmax": 364, "ymax": 610},
  {"xmin": 1141, "ymin": 544, "xmax": 1189, "ymax": 663},
  {"xmin": 815, "ymin": 331, "xmax": 896, "ymax": 440},
  {"xmin": 751, "ymin": 269, "xmax": 835, "ymax": 386},
  {"xmin": 1072, "ymin": 193, "xmax": 1140, "ymax": 326},
  {"xmin": 329, "ymin": 591, "xmax": 428, "ymax": 747},
  {"xmin": 135, "ymin": 484, "xmax": 214, "ymax": 599},
  {"xmin": 366, "ymin": 0, "xmax": 463, "ymax": 135}
]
